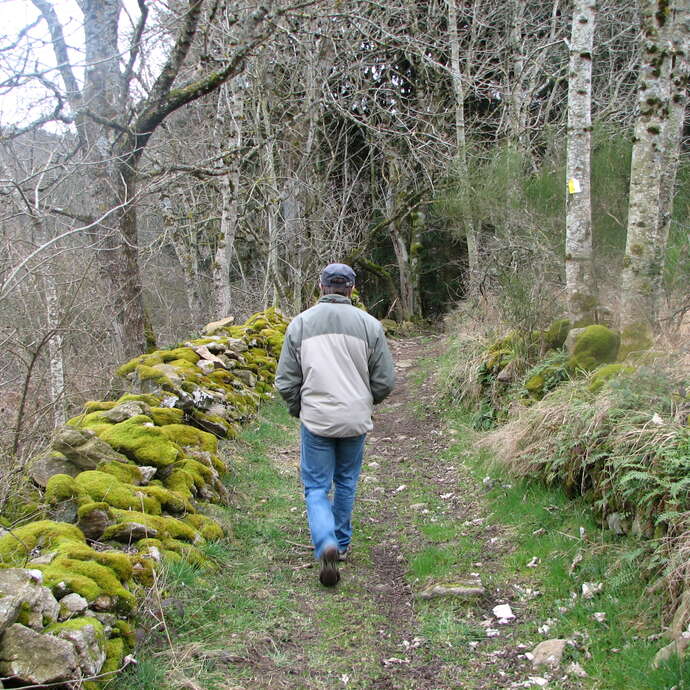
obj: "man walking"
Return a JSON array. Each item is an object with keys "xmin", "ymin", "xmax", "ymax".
[{"xmin": 276, "ymin": 263, "xmax": 395, "ymax": 586}]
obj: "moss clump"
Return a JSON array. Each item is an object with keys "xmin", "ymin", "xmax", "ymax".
[
  {"xmin": 104, "ymin": 509, "xmax": 201, "ymax": 543},
  {"xmin": 83, "ymin": 401, "xmax": 119, "ymax": 413},
  {"xmin": 0, "ymin": 520, "xmax": 84, "ymax": 563},
  {"xmin": 130, "ymin": 554, "xmax": 156, "ymax": 586},
  {"xmin": 148, "ymin": 407, "xmax": 184, "ymax": 426},
  {"xmin": 589, "ymin": 364, "xmax": 635, "ymax": 393},
  {"xmin": 164, "ymin": 469, "xmax": 196, "ymax": 497},
  {"xmin": 116, "ymin": 393, "xmax": 162, "ymax": 407},
  {"xmin": 45, "ymin": 474, "xmax": 86, "ymax": 504},
  {"xmin": 97, "ymin": 461, "xmax": 143, "ymax": 485},
  {"xmin": 53, "ymin": 540, "xmax": 133, "ymax": 581},
  {"xmin": 66, "ymin": 410, "xmax": 116, "ymax": 430},
  {"xmin": 568, "ymin": 325, "xmax": 620, "ymax": 372},
  {"xmin": 134, "ymin": 365, "xmax": 173, "ymax": 386},
  {"xmin": 161, "ymin": 538, "xmax": 209, "ymax": 567},
  {"xmin": 116, "ymin": 353, "xmax": 164, "ymax": 378},
  {"xmin": 140, "ymin": 484, "xmax": 191, "ymax": 515},
  {"xmin": 183, "ymin": 514, "xmax": 224, "ymax": 540},
  {"xmin": 160, "ymin": 424, "xmax": 217, "ymax": 454},
  {"xmin": 100, "ymin": 416, "xmax": 180, "ymax": 468},
  {"xmin": 112, "ymin": 619, "xmax": 136, "ymax": 649},
  {"xmin": 544, "ymin": 318, "xmax": 571, "ymax": 349},
  {"xmin": 102, "ymin": 637, "xmax": 125, "ymax": 678},
  {"xmin": 45, "ymin": 615, "xmax": 105, "ymax": 643},
  {"xmin": 75, "ymin": 471, "xmax": 160, "ymax": 514},
  {"xmin": 525, "ymin": 373, "xmax": 545, "ymax": 397},
  {"xmin": 159, "ymin": 348, "xmax": 200, "ymax": 365}
]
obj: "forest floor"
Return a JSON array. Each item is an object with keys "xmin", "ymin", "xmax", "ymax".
[{"xmin": 115, "ymin": 336, "xmax": 685, "ymax": 690}]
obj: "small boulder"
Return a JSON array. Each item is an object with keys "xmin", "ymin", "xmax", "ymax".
[
  {"xmin": 203, "ymin": 317, "xmax": 235, "ymax": 335},
  {"xmin": 0, "ymin": 623, "xmax": 78, "ymax": 684},
  {"xmin": 101, "ymin": 401, "xmax": 148, "ymax": 423},
  {"xmin": 52, "ymin": 427, "xmax": 128, "ymax": 469},
  {"xmin": 55, "ymin": 620, "xmax": 106, "ymax": 676},
  {"xmin": 77, "ymin": 504, "xmax": 114, "ymax": 541},
  {"xmin": 139, "ymin": 466, "xmax": 158, "ymax": 483},
  {"xmin": 567, "ymin": 325, "xmax": 620, "ymax": 372},
  {"xmin": 530, "ymin": 639, "xmax": 568, "ymax": 668},
  {"xmin": 28, "ymin": 452, "xmax": 80, "ymax": 488},
  {"xmin": 0, "ymin": 569, "xmax": 59, "ymax": 631},
  {"xmin": 105, "ymin": 522, "xmax": 158, "ymax": 542},
  {"xmin": 233, "ymin": 369, "xmax": 256, "ymax": 387},
  {"xmin": 417, "ymin": 581, "xmax": 485, "ymax": 600},
  {"xmin": 58, "ymin": 594, "xmax": 89, "ymax": 620},
  {"xmin": 0, "ymin": 596, "xmax": 21, "ymax": 633},
  {"xmin": 653, "ymin": 634, "xmax": 690, "ymax": 668}
]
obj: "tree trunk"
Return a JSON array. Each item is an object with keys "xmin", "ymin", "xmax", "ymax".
[
  {"xmin": 45, "ymin": 271, "xmax": 66, "ymax": 428},
  {"xmin": 212, "ymin": 79, "xmax": 244, "ymax": 319},
  {"xmin": 260, "ymin": 96, "xmax": 280, "ymax": 308},
  {"xmin": 565, "ymin": 0, "xmax": 598, "ymax": 327},
  {"xmin": 619, "ymin": 0, "xmax": 676, "ymax": 354},
  {"xmin": 447, "ymin": 0, "xmax": 479, "ymax": 295}
]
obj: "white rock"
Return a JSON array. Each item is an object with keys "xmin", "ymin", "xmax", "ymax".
[
  {"xmin": 58, "ymin": 594, "xmax": 89, "ymax": 620},
  {"xmin": 527, "ymin": 556, "xmax": 540, "ymax": 568},
  {"xmin": 526, "ymin": 677, "xmax": 549, "ymax": 687},
  {"xmin": 581, "ymin": 582, "xmax": 603, "ymax": 600},
  {"xmin": 492, "ymin": 604, "xmax": 515, "ymax": 621},
  {"xmin": 593, "ymin": 611, "xmax": 607, "ymax": 623}
]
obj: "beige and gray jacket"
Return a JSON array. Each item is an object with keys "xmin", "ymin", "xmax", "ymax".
[{"xmin": 276, "ymin": 295, "xmax": 395, "ymax": 437}]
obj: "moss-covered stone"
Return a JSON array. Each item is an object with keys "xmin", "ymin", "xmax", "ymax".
[
  {"xmin": 101, "ymin": 637, "xmax": 125, "ymax": 678},
  {"xmin": 148, "ymin": 407, "xmax": 184, "ymax": 426},
  {"xmin": 183, "ymin": 514, "xmax": 224, "ymax": 540},
  {"xmin": 45, "ymin": 474, "xmax": 85, "ymax": 505},
  {"xmin": 0, "ymin": 520, "xmax": 84, "ymax": 564},
  {"xmin": 544, "ymin": 318, "xmax": 571, "ymax": 349},
  {"xmin": 99, "ymin": 416, "xmax": 180, "ymax": 468},
  {"xmin": 74, "ymin": 471, "xmax": 160, "ymax": 514},
  {"xmin": 159, "ymin": 424, "xmax": 218, "ymax": 454},
  {"xmin": 618, "ymin": 323, "xmax": 654, "ymax": 361},
  {"xmin": 104, "ymin": 510, "xmax": 201, "ymax": 543},
  {"xmin": 588, "ymin": 363, "xmax": 635, "ymax": 393},
  {"xmin": 568, "ymin": 325, "xmax": 620, "ymax": 372},
  {"xmin": 96, "ymin": 460, "xmax": 143, "ymax": 485},
  {"xmin": 159, "ymin": 348, "xmax": 200, "ymax": 365}
]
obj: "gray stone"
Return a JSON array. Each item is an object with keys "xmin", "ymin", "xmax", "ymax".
[
  {"xmin": 77, "ymin": 505, "xmax": 113, "ymax": 541},
  {"xmin": 0, "ymin": 569, "xmax": 59, "ymax": 631},
  {"xmin": 92, "ymin": 595, "xmax": 114, "ymax": 611},
  {"xmin": 139, "ymin": 466, "xmax": 158, "ymax": 483},
  {"xmin": 203, "ymin": 317, "xmax": 235, "ymax": 335},
  {"xmin": 0, "ymin": 596, "xmax": 21, "ymax": 633},
  {"xmin": 669, "ymin": 589, "xmax": 690, "ymax": 640},
  {"xmin": 496, "ymin": 359, "xmax": 517, "ymax": 383},
  {"xmin": 28, "ymin": 551, "xmax": 57, "ymax": 566},
  {"xmin": 52, "ymin": 427, "xmax": 128, "ymax": 469},
  {"xmin": 101, "ymin": 401, "xmax": 148, "ymax": 423},
  {"xmin": 106, "ymin": 522, "xmax": 158, "ymax": 542},
  {"xmin": 58, "ymin": 594, "xmax": 89, "ymax": 620},
  {"xmin": 222, "ymin": 337, "xmax": 248, "ymax": 354},
  {"xmin": 28, "ymin": 452, "xmax": 80, "ymax": 488},
  {"xmin": 565, "ymin": 327, "xmax": 587, "ymax": 354},
  {"xmin": 0, "ymin": 623, "xmax": 78, "ymax": 684},
  {"xmin": 653, "ymin": 635, "xmax": 690, "ymax": 668},
  {"xmin": 233, "ymin": 369, "xmax": 256, "ymax": 387},
  {"xmin": 47, "ymin": 498, "xmax": 78, "ymax": 524},
  {"xmin": 531, "ymin": 639, "xmax": 568, "ymax": 668},
  {"xmin": 197, "ymin": 359, "xmax": 215, "ymax": 375},
  {"xmin": 56, "ymin": 620, "xmax": 106, "ymax": 676}
]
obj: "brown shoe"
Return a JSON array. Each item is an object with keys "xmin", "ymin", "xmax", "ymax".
[{"xmin": 319, "ymin": 544, "xmax": 340, "ymax": 586}]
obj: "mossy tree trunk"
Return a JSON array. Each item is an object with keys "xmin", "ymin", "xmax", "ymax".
[
  {"xmin": 565, "ymin": 0, "xmax": 598, "ymax": 327},
  {"xmin": 620, "ymin": 0, "xmax": 681, "ymax": 353}
]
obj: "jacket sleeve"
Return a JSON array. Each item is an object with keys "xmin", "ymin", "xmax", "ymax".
[
  {"xmin": 368, "ymin": 327, "xmax": 395, "ymax": 404},
  {"xmin": 275, "ymin": 321, "xmax": 303, "ymax": 418}
]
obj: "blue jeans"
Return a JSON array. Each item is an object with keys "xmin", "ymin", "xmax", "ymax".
[{"xmin": 300, "ymin": 424, "xmax": 366, "ymax": 559}]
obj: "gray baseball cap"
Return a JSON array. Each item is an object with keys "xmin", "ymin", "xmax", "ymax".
[{"xmin": 320, "ymin": 263, "xmax": 356, "ymax": 287}]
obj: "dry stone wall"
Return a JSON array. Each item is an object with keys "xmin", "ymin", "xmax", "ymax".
[{"xmin": 0, "ymin": 308, "xmax": 288, "ymax": 688}]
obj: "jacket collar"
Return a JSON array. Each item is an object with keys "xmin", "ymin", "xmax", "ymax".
[{"xmin": 318, "ymin": 294, "xmax": 352, "ymax": 305}]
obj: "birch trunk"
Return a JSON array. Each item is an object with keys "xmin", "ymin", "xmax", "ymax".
[
  {"xmin": 212, "ymin": 80, "xmax": 244, "ymax": 319},
  {"xmin": 620, "ymin": 0, "xmax": 676, "ymax": 353},
  {"xmin": 565, "ymin": 0, "xmax": 598, "ymax": 327},
  {"xmin": 447, "ymin": 0, "xmax": 479, "ymax": 294},
  {"xmin": 657, "ymin": 10, "xmax": 689, "ymax": 307},
  {"xmin": 46, "ymin": 272, "xmax": 66, "ymax": 428},
  {"xmin": 260, "ymin": 96, "xmax": 280, "ymax": 308}
]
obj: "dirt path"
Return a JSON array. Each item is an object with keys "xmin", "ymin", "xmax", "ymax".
[{"xmin": 133, "ymin": 335, "xmax": 546, "ymax": 690}]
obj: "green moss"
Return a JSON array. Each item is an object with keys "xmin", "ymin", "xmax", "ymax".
[
  {"xmin": 53, "ymin": 540, "xmax": 133, "ymax": 580},
  {"xmin": 130, "ymin": 554, "xmax": 156, "ymax": 586},
  {"xmin": 45, "ymin": 474, "xmax": 85, "ymax": 504},
  {"xmin": 589, "ymin": 364, "xmax": 636, "ymax": 393},
  {"xmin": 179, "ymin": 459, "xmax": 213, "ymax": 487},
  {"xmin": 159, "ymin": 424, "xmax": 217, "ymax": 453},
  {"xmin": 135, "ymin": 364, "xmax": 173, "ymax": 386},
  {"xmin": 164, "ymin": 469, "xmax": 196, "ymax": 497},
  {"xmin": 102, "ymin": 637, "xmax": 126, "ymax": 677},
  {"xmin": 105, "ymin": 509, "xmax": 201, "ymax": 543},
  {"xmin": 0, "ymin": 520, "xmax": 85, "ymax": 564},
  {"xmin": 46, "ymin": 615, "xmax": 105, "ymax": 643},
  {"xmin": 568, "ymin": 325, "xmax": 620, "ymax": 372},
  {"xmin": 148, "ymin": 407, "xmax": 184, "ymax": 426},
  {"xmin": 525, "ymin": 374, "xmax": 545, "ymax": 396},
  {"xmin": 100, "ymin": 416, "xmax": 180, "ymax": 468},
  {"xmin": 117, "ymin": 393, "xmax": 162, "ymax": 406},
  {"xmin": 83, "ymin": 401, "xmax": 118, "ymax": 413},
  {"xmin": 112, "ymin": 620, "xmax": 136, "ymax": 649},
  {"xmin": 66, "ymin": 410, "xmax": 116, "ymax": 429},
  {"xmin": 38, "ymin": 556, "xmax": 135, "ymax": 614},
  {"xmin": 116, "ymin": 353, "xmax": 164, "ymax": 378},
  {"xmin": 140, "ymin": 485, "xmax": 191, "ymax": 514},
  {"xmin": 159, "ymin": 348, "xmax": 200, "ymax": 365},
  {"xmin": 76, "ymin": 501, "xmax": 112, "ymax": 520},
  {"xmin": 97, "ymin": 461, "xmax": 143, "ymax": 485},
  {"xmin": 183, "ymin": 514, "xmax": 224, "ymax": 540},
  {"xmin": 74, "ymin": 471, "xmax": 160, "ymax": 514},
  {"xmin": 544, "ymin": 318, "xmax": 571, "ymax": 349},
  {"xmin": 161, "ymin": 538, "xmax": 209, "ymax": 567}
]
